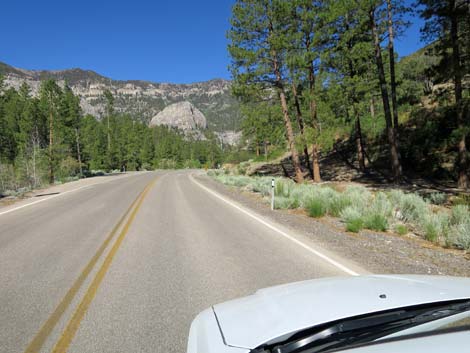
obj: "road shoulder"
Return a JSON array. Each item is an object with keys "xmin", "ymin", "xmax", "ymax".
[
  {"xmin": 194, "ymin": 173, "xmax": 470, "ymax": 277},
  {"xmin": 0, "ymin": 172, "xmax": 142, "ymax": 215}
]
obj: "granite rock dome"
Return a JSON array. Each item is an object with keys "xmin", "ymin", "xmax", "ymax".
[{"xmin": 149, "ymin": 101, "xmax": 207, "ymax": 131}]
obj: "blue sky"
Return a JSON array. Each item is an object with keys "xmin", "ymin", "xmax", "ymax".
[{"xmin": 1, "ymin": 0, "xmax": 424, "ymax": 84}]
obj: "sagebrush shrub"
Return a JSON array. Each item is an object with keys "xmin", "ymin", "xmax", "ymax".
[
  {"xmin": 346, "ymin": 218, "xmax": 364, "ymax": 233},
  {"xmin": 247, "ymin": 178, "xmax": 271, "ymax": 196},
  {"xmin": 364, "ymin": 214, "xmax": 389, "ymax": 231},
  {"xmin": 360, "ymin": 193, "xmax": 392, "ymax": 231},
  {"xmin": 341, "ymin": 206, "xmax": 364, "ymax": 233},
  {"xmin": 420, "ymin": 212, "xmax": 449, "ymax": 242},
  {"xmin": 451, "ymin": 205, "xmax": 469, "ymax": 225},
  {"xmin": 450, "ymin": 222, "xmax": 470, "ymax": 250},
  {"xmin": 389, "ymin": 190, "xmax": 428, "ymax": 223},
  {"xmin": 275, "ymin": 179, "xmax": 295, "ymax": 197},
  {"xmin": 275, "ymin": 196, "xmax": 300, "ymax": 210},
  {"xmin": 215, "ymin": 175, "xmax": 252, "ymax": 187},
  {"xmin": 328, "ymin": 193, "xmax": 352, "ymax": 217},
  {"xmin": 395, "ymin": 224, "xmax": 408, "ymax": 235},
  {"xmin": 343, "ymin": 185, "xmax": 372, "ymax": 205},
  {"xmin": 428, "ymin": 192, "xmax": 447, "ymax": 205},
  {"xmin": 306, "ymin": 197, "xmax": 326, "ymax": 218}
]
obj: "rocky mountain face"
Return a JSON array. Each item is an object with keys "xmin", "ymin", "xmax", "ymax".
[
  {"xmin": 149, "ymin": 101, "xmax": 207, "ymax": 139},
  {"xmin": 0, "ymin": 62, "xmax": 242, "ymax": 135}
]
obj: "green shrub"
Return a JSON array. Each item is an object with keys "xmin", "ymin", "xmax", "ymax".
[
  {"xmin": 274, "ymin": 179, "xmax": 295, "ymax": 197},
  {"xmin": 420, "ymin": 212, "xmax": 449, "ymax": 242},
  {"xmin": 275, "ymin": 196, "xmax": 300, "ymax": 210},
  {"xmin": 450, "ymin": 204, "xmax": 469, "ymax": 225},
  {"xmin": 58, "ymin": 156, "xmax": 81, "ymax": 179},
  {"xmin": 215, "ymin": 175, "xmax": 252, "ymax": 187},
  {"xmin": 372, "ymin": 193, "xmax": 393, "ymax": 217},
  {"xmin": 306, "ymin": 197, "xmax": 327, "ymax": 218},
  {"xmin": 340, "ymin": 205, "xmax": 362, "ymax": 221},
  {"xmin": 247, "ymin": 178, "xmax": 272, "ymax": 196},
  {"xmin": 343, "ymin": 185, "xmax": 372, "ymax": 205},
  {"xmin": 346, "ymin": 218, "xmax": 364, "ymax": 233},
  {"xmin": 360, "ymin": 193, "xmax": 392, "ymax": 231},
  {"xmin": 328, "ymin": 193, "xmax": 352, "ymax": 217},
  {"xmin": 182, "ymin": 159, "xmax": 201, "ymax": 169},
  {"xmin": 427, "ymin": 192, "xmax": 447, "ymax": 205},
  {"xmin": 395, "ymin": 224, "xmax": 408, "ymax": 235},
  {"xmin": 389, "ymin": 190, "xmax": 428, "ymax": 223},
  {"xmin": 449, "ymin": 222, "xmax": 470, "ymax": 250},
  {"xmin": 236, "ymin": 161, "xmax": 250, "ymax": 175},
  {"xmin": 364, "ymin": 214, "xmax": 389, "ymax": 231},
  {"xmin": 291, "ymin": 184, "xmax": 315, "ymax": 207},
  {"xmin": 340, "ymin": 206, "xmax": 364, "ymax": 232}
]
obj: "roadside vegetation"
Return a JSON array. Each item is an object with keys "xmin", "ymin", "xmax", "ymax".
[
  {"xmin": 228, "ymin": 0, "xmax": 469, "ymax": 189},
  {"xmin": 209, "ymin": 171, "xmax": 470, "ymax": 251}
]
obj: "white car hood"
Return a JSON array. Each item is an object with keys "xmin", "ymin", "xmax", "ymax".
[{"xmin": 212, "ymin": 275, "xmax": 470, "ymax": 349}]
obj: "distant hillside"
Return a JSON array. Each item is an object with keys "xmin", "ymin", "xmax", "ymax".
[{"xmin": 0, "ymin": 61, "xmax": 241, "ymax": 132}]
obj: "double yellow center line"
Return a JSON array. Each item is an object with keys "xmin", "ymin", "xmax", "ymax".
[{"xmin": 24, "ymin": 178, "xmax": 156, "ymax": 353}]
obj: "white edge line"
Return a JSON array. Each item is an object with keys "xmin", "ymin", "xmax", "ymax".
[
  {"xmin": 0, "ymin": 185, "xmax": 94, "ymax": 217},
  {"xmin": 190, "ymin": 174, "xmax": 359, "ymax": 276},
  {"xmin": 0, "ymin": 172, "xmax": 150, "ymax": 217}
]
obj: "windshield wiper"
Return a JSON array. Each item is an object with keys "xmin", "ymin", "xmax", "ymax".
[{"xmin": 254, "ymin": 300, "xmax": 470, "ymax": 353}]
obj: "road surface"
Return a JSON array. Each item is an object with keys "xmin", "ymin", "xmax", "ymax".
[{"xmin": 0, "ymin": 171, "xmax": 365, "ymax": 353}]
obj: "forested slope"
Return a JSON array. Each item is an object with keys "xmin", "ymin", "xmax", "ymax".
[
  {"xmin": 0, "ymin": 79, "xmax": 224, "ymax": 194},
  {"xmin": 229, "ymin": 0, "xmax": 469, "ymax": 189}
]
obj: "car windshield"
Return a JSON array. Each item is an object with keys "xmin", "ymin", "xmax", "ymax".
[{"xmin": 252, "ymin": 300, "xmax": 470, "ymax": 353}]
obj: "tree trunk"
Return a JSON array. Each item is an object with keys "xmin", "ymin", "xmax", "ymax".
[
  {"xmin": 267, "ymin": 16, "xmax": 304, "ymax": 183},
  {"xmin": 32, "ymin": 127, "xmax": 39, "ymax": 187},
  {"xmin": 292, "ymin": 82, "xmax": 314, "ymax": 179},
  {"xmin": 75, "ymin": 127, "xmax": 83, "ymax": 177},
  {"xmin": 450, "ymin": 0, "xmax": 468, "ymax": 189},
  {"xmin": 48, "ymin": 93, "xmax": 54, "ymax": 184},
  {"xmin": 370, "ymin": 7, "xmax": 402, "ymax": 182},
  {"xmin": 353, "ymin": 105, "xmax": 366, "ymax": 171},
  {"xmin": 107, "ymin": 115, "xmax": 111, "ymax": 150},
  {"xmin": 279, "ymin": 88, "xmax": 304, "ymax": 183},
  {"xmin": 312, "ymin": 144, "xmax": 321, "ymax": 182},
  {"xmin": 346, "ymin": 51, "xmax": 366, "ymax": 172},
  {"xmin": 308, "ymin": 62, "xmax": 321, "ymax": 182},
  {"xmin": 370, "ymin": 97, "xmax": 376, "ymax": 119},
  {"xmin": 271, "ymin": 49, "xmax": 303, "ymax": 183},
  {"xmin": 386, "ymin": 0, "xmax": 399, "ymax": 130}
]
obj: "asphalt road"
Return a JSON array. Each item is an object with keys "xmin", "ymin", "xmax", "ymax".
[{"xmin": 0, "ymin": 171, "xmax": 365, "ymax": 353}]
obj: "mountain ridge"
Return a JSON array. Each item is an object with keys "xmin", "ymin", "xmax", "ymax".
[{"xmin": 0, "ymin": 61, "xmax": 241, "ymax": 132}]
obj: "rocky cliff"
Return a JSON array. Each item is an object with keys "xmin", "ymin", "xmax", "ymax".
[
  {"xmin": 150, "ymin": 101, "xmax": 206, "ymax": 132},
  {"xmin": 0, "ymin": 61, "xmax": 241, "ymax": 133}
]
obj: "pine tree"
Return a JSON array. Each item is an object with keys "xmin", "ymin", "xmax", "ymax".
[
  {"xmin": 369, "ymin": 2, "xmax": 403, "ymax": 182},
  {"xmin": 39, "ymin": 80, "xmax": 62, "ymax": 183},
  {"xmin": 419, "ymin": 0, "xmax": 469, "ymax": 189},
  {"xmin": 228, "ymin": 0, "xmax": 305, "ymax": 182}
]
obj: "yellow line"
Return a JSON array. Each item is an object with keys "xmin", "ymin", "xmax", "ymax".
[
  {"xmin": 23, "ymin": 178, "xmax": 155, "ymax": 353},
  {"xmin": 51, "ymin": 179, "xmax": 156, "ymax": 353}
]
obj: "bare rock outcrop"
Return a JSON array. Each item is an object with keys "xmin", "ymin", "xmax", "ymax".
[{"xmin": 149, "ymin": 101, "xmax": 207, "ymax": 132}]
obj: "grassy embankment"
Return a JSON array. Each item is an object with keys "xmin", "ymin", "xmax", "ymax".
[{"xmin": 208, "ymin": 171, "xmax": 470, "ymax": 251}]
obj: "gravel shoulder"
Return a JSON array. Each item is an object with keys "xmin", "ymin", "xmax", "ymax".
[{"xmin": 195, "ymin": 173, "xmax": 470, "ymax": 277}]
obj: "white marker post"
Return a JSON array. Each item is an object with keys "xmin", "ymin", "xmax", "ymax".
[{"xmin": 271, "ymin": 178, "xmax": 275, "ymax": 210}]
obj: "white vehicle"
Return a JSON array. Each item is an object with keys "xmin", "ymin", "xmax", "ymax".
[{"xmin": 187, "ymin": 275, "xmax": 470, "ymax": 353}]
